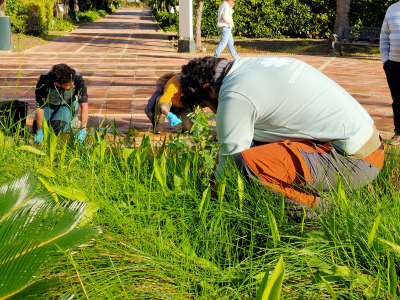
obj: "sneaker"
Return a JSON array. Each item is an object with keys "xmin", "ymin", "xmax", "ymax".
[{"xmin": 390, "ymin": 134, "xmax": 400, "ymax": 146}]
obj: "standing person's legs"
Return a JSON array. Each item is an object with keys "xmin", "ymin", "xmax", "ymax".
[
  {"xmin": 383, "ymin": 60, "xmax": 400, "ymax": 139},
  {"xmin": 214, "ymin": 27, "xmax": 231, "ymax": 58},
  {"xmin": 226, "ymin": 28, "xmax": 237, "ymax": 59}
]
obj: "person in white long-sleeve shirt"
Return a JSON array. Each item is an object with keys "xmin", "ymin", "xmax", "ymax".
[
  {"xmin": 380, "ymin": 1, "xmax": 400, "ymax": 145},
  {"xmin": 214, "ymin": 0, "xmax": 237, "ymax": 59}
]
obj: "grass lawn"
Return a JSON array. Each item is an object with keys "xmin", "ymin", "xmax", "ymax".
[
  {"xmin": 0, "ymin": 114, "xmax": 399, "ymax": 298},
  {"xmin": 164, "ymin": 34, "xmax": 381, "ymax": 57}
]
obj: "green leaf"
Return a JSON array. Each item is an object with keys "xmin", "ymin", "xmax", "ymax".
[
  {"xmin": 374, "ymin": 270, "xmax": 381, "ymax": 299},
  {"xmin": 199, "ymin": 185, "xmax": 211, "ymax": 224},
  {"xmin": 153, "ymin": 157, "xmax": 167, "ymax": 189},
  {"xmin": 388, "ymin": 254, "xmax": 397, "ymax": 297},
  {"xmin": 255, "ymin": 255, "xmax": 285, "ymax": 300},
  {"xmin": 267, "ymin": 205, "xmax": 280, "ymax": 248},
  {"xmin": 50, "ymin": 186, "xmax": 89, "ymax": 202},
  {"xmin": 0, "ymin": 172, "xmax": 100, "ymax": 299},
  {"xmin": 78, "ymin": 201, "xmax": 100, "ymax": 226},
  {"xmin": 255, "ymin": 269, "xmax": 270, "ymax": 300},
  {"xmin": 368, "ymin": 212, "xmax": 382, "ymax": 246},
  {"xmin": 123, "ymin": 148, "xmax": 135, "ymax": 164},
  {"xmin": 174, "ymin": 174, "xmax": 183, "ymax": 192},
  {"xmin": 93, "ymin": 140, "xmax": 108, "ymax": 163},
  {"xmin": 37, "ymin": 166, "xmax": 56, "ymax": 178},
  {"xmin": 319, "ymin": 274, "xmax": 337, "ymax": 300},
  {"xmin": 279, "ymin": 195, "xmax": 285, "ymax": 224},
  {"xmin": 238, "ymin": 175, "xmax": 244, "ymax": 212},
  {"xmin": 16, "ymin": 146, "xmax": 45, "ymax": 156},
  {"xmin": 0, "ymin": 171, "xmax": 38, "ymax": 221},
  {"xmin": 378, "ymin": 238, "xmax": 400, "ymax": 255},
  {"xmin": 49, "ymin": 132, "xmax": 58, "ymax": 169}
]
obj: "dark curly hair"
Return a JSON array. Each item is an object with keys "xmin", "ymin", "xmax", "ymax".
[
  {"xmin": 180, "ymin": 57, "xmax": 226, "ymax": 107},
  {"xmin": 50, "ymin": 64, "xmax": 76, "ymax": 85}
]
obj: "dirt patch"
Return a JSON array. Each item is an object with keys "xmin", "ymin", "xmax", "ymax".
[{"xmin": 10, "ymin": 32, "xmax": 68, "ymax": 52}]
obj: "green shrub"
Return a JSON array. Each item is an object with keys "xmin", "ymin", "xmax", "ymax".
[
  {"xmin": 6, "ymin": 0, "xmax": 53, "ymax": 35},
  {"xmin": 126, "ymin": 1, "xmax": 144, "ymax": 8},
  {"xmin": 78, "ymin": 10, "xmax": 101, "ymax": 22},
  {"xmin": 97, "ymin": 9, "xmax": 107, "ymax": 17},
  {"xmin": 52, "ymin": 17, "xmax": 76, "ymax": 31}
]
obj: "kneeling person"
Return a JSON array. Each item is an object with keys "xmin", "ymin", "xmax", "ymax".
[
  {"xmin": 180, "ymin": 57, "xmax": 385, "ymax": 207},
  {"xmin": 33, "ymin": 64, "xmax": 88, "ymax": 142},
  {"xmin": 145, "ymin": 73, "xmax": 193, "ymax": 134}
]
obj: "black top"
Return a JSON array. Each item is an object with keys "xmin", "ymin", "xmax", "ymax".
[{"xmin": 35, "ymin": 72, "xmax": 88, "ymax": 109}]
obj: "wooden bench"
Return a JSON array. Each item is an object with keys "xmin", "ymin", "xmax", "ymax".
[{"xmin": 332, "ymin": 27, "xmax": 381, "ymax": 56}]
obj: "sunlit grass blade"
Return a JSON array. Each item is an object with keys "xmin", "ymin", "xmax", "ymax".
[
  {"xmin": 374, "ymin": 270, "xmax": 381, "ymax": 299},
  {"xmin": 199, "ymin": 185, "xmax": 211, "ymax": 224},
  {"xmin": 50, "ymin": 185, "xmax": 89, "ymax": 202},
  {"xmin": 279, "ymin": 195, "xmax": 285, "ymax": 224},
  {"xmin": 368, "ymin": 212, "xmax": 382, "ymax": 246},
  {"xmin": 38, "ymin": 177, "xmax": 59, "ymax": 203},
  {"xmin": 255, "ymin": 255, "xmax": 285, "ymax": 300},
  {"xmin": 153, "ymin": 157, "xmax": 167, "ymax": 190},
  {"xmin": 388, "ymin": 254, "xmax": 397, "ymax": 297},
  {"xmin": 267, "ymin": 205, "xmax": 280, "ymax": 247},
  {"xmin": 238, "ymin": 174, "xmax": 244, "ymax": 212},
  {"xmin": 16, "ymin": 146, "xmax": 45, "ymax": 156},
  {"xmin": 319, "ymin": 274, "xmax": 337, "ymax": 300},
  {"xmin": 174, "ymin": 174, "xmax": 183, "ymax": 192}
]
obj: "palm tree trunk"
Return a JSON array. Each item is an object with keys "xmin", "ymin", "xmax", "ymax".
[
  {"xmin": 0, "ymin": 0, "xmax": 6, "ymax": 17},
  {"xmin": 195, "ymin": 0, "xmax": 203, "ymax": 48},
  {"xmin": 334, "ymin": 0, "xmax": 350, "ymax": 34}
]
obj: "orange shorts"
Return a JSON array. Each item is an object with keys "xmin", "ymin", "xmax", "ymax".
[{"xmin": 235, "ymin": 140, "xmax": 385, "ymax": 206}]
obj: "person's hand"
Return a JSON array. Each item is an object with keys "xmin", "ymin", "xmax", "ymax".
[
  {"xmin": 167, "ymin": 112, "xmax": 182, "ymax": 126},
  {"xmin": 34, "ymin": 129, "xmax": 43, "ymax": 143},
  {"xmin": 77, "ymin": 130, "xmax": 87, "ymax": 143}
]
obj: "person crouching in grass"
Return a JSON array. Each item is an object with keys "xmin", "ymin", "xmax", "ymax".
[
  {"xmin": 180, "ymin": 56, "xmax": 385, "ymax": 213},
  {"xmin": 145, "ymin": 72, "xmax": 193, "ymax": 134},
  {"xmin": 33, "ymin": 63, "xmax": 88, "ymax": 143}
]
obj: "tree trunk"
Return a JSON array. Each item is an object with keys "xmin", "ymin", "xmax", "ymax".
[
  {"xmin": 63, "ymin": 0, "xmax": 69, "ymax": 20},
  {"xmin": 195, "ymin": 0, "xmax": 203, "ymax": 48},
  {"xmin": 0, "ymin": 0, "xmax": 6, "ymax": 17},
  {"xmin": 334, "ymin": 0, "xmax": 350, "ymax": 35}
]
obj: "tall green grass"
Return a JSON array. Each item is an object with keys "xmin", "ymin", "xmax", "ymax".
[{"xmin": 0, "ymin": 121, "xmax": 399, "ymax": 298}]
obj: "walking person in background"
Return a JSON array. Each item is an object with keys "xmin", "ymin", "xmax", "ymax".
[
  {"xmin": 214, "ymin": 0, "xmax": 238, "ymax": 59},
  {"xmin": 380, "ymin": 1, "xmax": 400, "ymax": 145}
]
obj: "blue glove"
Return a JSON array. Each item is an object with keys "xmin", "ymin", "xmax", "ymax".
[
  {"xmin": 193, "ymin": 129, "xmax": 200, "ymax": 138},
  {"xmin": 166, "ymin": 112, "xmax": 182, "ymax": 126},
  {"xmin": 34, "ymin": 129, "xmax": 43, "ymax": 143},
  {"xmin": 77, "ymin": 130, "xmax": 87, "ymax": 143}
]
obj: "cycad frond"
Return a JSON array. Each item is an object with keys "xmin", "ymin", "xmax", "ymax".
[{"xmin": 0, "ymin": 171, "xmax": 101, "ymax": 300}]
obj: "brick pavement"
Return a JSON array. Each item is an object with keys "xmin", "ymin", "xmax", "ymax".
[{"xmin": 0, "ymin": 8, "xmax": 395, "ymax": 138}]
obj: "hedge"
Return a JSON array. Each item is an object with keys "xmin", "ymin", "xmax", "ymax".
[
  {"xmin": 6, "ymin": 0, "xmax": 53, "ymax": 34},
  {"xmin": 153, "ymin": 0, "xmax": 399, "ymax": 39}
]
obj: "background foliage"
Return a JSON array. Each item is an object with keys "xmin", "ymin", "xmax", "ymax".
[{"xmin": 152, "ymin": 0, "xmax": 399, "ymax": 39}]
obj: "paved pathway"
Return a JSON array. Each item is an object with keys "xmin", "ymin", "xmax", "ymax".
[{"xmin": 0, "ymin": 8, "xmax": 395, "ymax": 138}]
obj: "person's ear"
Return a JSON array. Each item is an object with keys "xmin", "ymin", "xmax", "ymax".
[
  {"xmin": 203, "ymin": 83, "xmax": 217, "ymax": 99},
  {"xmin": 203, "ymin": 83, "xmax": 212, "ymax": 89},
  {"xmin": 54, "ymin": 82, "xmax": 61, "ymax": 87}
]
